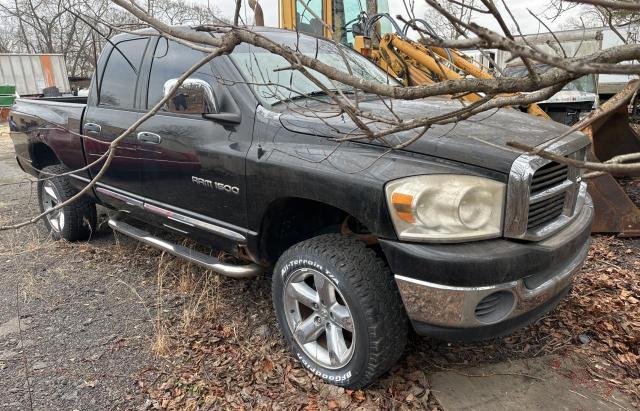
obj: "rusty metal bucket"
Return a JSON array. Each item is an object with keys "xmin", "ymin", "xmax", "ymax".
[{"xmin": 584, "ymin": 90, "xmax": 640, "ymax": 236}]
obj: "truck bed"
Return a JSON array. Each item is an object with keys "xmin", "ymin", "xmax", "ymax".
[{"xmin": 9, "ymin": 97, "xmax": 87, "ymax": 177}]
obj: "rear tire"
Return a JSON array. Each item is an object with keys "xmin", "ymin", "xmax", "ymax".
[
  {"xmin": 272, "ymin": 234, "xmax": 408, "ymax": 388},
  {"xmin": 37, "ymin": 164, "xmax": 97, "ymax": 241}
]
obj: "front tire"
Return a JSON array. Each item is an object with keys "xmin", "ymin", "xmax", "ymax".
[
  {"xmin": 37, "ymin": 164, "xmax": 97, "ymax": 241},
  {"xmin": 272, "ymin": 234, "xmax": 408, "ymax": 388}
]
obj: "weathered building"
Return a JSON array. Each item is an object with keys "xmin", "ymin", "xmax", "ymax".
[{"xmin": 0, "ymin": 54, "xmax": 71, "ymax": 96}]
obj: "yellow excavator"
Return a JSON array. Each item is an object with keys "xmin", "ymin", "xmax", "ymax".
[{"xmin": 252, "ymin": 0, "xmax": 640, "ymax": 235}]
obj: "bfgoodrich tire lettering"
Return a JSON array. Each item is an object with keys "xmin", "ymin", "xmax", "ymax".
[{"xmin": 272, "ymin": 234, "xmax": 408, "ymax": 388}]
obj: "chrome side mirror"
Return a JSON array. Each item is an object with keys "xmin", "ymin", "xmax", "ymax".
[{"xmin": 163, "ymin": 78, "xmax": 218, "ymax": 114}]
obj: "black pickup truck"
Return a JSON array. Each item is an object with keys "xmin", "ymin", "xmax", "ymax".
[{"xmin": 9, "ymin": 27, "xmax": 593, "ymax": 387}]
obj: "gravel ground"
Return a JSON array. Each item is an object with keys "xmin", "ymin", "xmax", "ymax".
[
  {"xmin": 0, "ymin": 127, "xmax": 164, "ymax": 409},
  {"xmin": 0, "ymin": 125, "xmax": 638, "ymax": 410}
]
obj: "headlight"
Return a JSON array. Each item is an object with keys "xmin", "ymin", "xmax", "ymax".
[{"xmin": 385, "ymin": 175, "xmax": 505, "ymax": 242}]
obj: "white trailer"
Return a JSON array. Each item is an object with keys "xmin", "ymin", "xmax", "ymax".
[
  {"xmin": 463, "ymin": 26, "xmax": 638, "ymax": 125},
  {"xmin": 502, "ymin": 25, "xmax": 638, "ymax": 98}
]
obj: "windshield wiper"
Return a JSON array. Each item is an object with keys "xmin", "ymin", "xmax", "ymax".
[
  {"xmin": 272, "ymin": 90, "xmax": 333, "ymax": 105},
  {"xmin": 271, "ymin": 88, "xmax": 365, "ymax": 105}
]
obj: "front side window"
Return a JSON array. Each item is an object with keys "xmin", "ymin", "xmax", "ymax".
[
  {"xmin": 229, "ymin": 32, "xmax": 396, "ymax": 105},
  {"xmin": 98, "ymin": 38, "xmax": 149, "ymax": 108},
  {"xmin": 147, "ymin": 38, "xmax": 217, "ymax": 109}
]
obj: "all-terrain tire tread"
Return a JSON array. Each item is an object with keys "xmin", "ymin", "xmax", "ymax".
[{"xmin": 274, "ymin": 233, "xmax": 408, "ymax": 388}]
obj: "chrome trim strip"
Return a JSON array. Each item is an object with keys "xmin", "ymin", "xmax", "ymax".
[
  {"xmin": 162, "ymin": 223, "xmax": 189, "ymax": 234},
  {"xmin": 142, "ymin": 203, "xmax": 247, "ymax": 243},
  {"xmin": 68, "ymin": 174, "xmax": 90, "ymax": 182},
  {"xmin": 504, "ymin": 133, "xmax": 590, "ymax": 241},
  {"xmin": 529, "ymin": 180, "xmax": 574, "ymax": 203},
  {"xmin": 396, "ymin": 202, "xmax": 593, "ymax": 328},
  {"xmin": 108, "ymin": 218, "xmax": 261, "ymax": 279},
  {"xmin": 96, "ymin": 184, "xmax": 247, "ymax": 243},
  {"xmin": 78, "ymin": 179, "xmax": 259, "ymax": 236},
  {"xmin": 168, "ymin": 215, "xmax": 194, "ymax": 227},
  {"xmin": 96, "ymin": 187, "xmax": 144, "ymax": 208}
]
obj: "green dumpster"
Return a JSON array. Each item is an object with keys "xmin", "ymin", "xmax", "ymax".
[
  {"xmin": 0, "ymin": 85, "xmax": 16, "ymax": 107},
  {"xmin": 0, "ymin": 85, "xmax": 15, "ymax": 95}
]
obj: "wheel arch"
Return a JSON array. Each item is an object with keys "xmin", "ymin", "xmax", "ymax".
[
  {"xmin": 30, "ymin": 142, "xmax": 60, "ymax": 171},
  {"xmin": 257, "ymin": 196, "xmax": 375, "ymax": 265}
]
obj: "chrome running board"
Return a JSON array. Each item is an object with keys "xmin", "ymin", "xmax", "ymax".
[{"xmin": 108, "ymin": 218, "xmax": 262, "ymax": 279}]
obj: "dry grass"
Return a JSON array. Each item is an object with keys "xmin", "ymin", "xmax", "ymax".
[
  {"xmin": 151, "ymin": 252, "xmax": 171, "ymax": 357},
  {"xmin": 151, "ymin": 324, "xmax": 170, "ymax": 357},
  {"xmin": 179, "ymin": 272, "xmax": 221, "ymax": 330},
  {"xmin": 147, "ymin": 241, "xmax": 230, "ymax": 357}
]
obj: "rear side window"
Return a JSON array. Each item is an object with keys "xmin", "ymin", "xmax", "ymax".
[
  {"xmin": 147, "ymin": 38, "xmax": 217, "ymax": 109},
  {"xmin": 98, "ymin": 38, "xmax": 149, "ymax": 108}
]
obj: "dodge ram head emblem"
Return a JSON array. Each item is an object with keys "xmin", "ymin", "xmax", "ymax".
[{"xmin": 191, "ymin": 176, "xmax": 240, "ymax": 194}]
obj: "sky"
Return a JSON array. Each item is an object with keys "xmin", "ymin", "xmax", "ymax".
[{"xmin": 198, "ymin": 0, "xmax": 584, "ymax": 35}]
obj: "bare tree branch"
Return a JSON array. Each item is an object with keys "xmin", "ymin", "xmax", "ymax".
[{"xmin": 567, "ymin": 0, "xmax": 640, "ymax": 11}]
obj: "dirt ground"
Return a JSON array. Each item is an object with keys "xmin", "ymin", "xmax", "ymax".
[{"xmin": 0, "ymin": 125, "xmax": 638, "ymax": 410}]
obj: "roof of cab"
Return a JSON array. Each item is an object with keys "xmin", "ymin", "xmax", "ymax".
[{"xmin": 130, "ymin": 25, "xmax": 296, "ymax": 36}]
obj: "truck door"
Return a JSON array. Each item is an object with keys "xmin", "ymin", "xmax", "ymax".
[
  {"xmin": 82, "ymin": 36, "xmax": 151, "ymax": 195},
  {"xmin": 135, "ymin": 38, "xmax": 252, "ymax": 242}
]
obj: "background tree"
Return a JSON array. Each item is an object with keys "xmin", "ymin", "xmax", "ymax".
[
  {"xmin": 423, "ymin": 0, "xmax": 481, "ymax": 39},
  {"xmin": 0, "ymin": 0, "xmax": 226, "ymax": 77},
  {"xmin": 546, "ymin": 0, "xmax": 640, "ymax": 41}
]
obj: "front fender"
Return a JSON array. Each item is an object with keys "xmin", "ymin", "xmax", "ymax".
[{"xmin": 246, "ymin": 114, "xmax": 507, "ymax": 239}]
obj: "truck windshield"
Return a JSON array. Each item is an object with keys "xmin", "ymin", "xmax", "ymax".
[
  {"xmin": 229, "ymin": 31, "xmax": 396, "ymax": 105},
  {"xmin": 503, "ymin": 64, "xmax": 597, "ymax": 94}
]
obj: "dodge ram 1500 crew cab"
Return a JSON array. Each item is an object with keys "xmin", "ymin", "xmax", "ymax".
[{"xmin": 9, "ymin": 27, "xmax": 593, "ymax": 388}]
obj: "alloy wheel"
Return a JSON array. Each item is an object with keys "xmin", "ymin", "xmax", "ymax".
[
  {"xmin": 41, "ymin": 180, "xmax": 65, "ymax": 232},
  {"xmin": 283, "ymin": 268, "xmax": 356, "ymax": 369}
]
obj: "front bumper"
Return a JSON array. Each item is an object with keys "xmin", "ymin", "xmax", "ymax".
[{"xmin": 383, "ymin": 198, "xmax": 593, "ymax": 341}]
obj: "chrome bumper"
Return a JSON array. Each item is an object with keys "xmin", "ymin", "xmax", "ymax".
[{"xmin": 395, "ymin": 203, "xmax": 592, "ymax": 329}]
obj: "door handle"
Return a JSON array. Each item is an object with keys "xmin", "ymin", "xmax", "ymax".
[
  {"xmin": 137, "ymin": 132, "xmax": 162, "ymax": 144},
  {"xmin": 84, "ymin": 122, "xmax": 101, "ymax": 133}
]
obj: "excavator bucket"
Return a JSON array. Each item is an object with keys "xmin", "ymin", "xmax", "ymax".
[
  {"xmin": 587, "ymin": 106, "xmax": 640, "ymax": 166},
  {"xmin": 588, "ymin": 174, "xmax": 640, "ymax": 236},
  {"xmin": 583, "ymin": 90, "xmax": 640, "ymax": 236}
]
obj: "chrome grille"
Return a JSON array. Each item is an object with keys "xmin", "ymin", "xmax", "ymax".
[
  {"xmin": 504, "ymin": 134, "xmax": 590, "ymax": 241},
  {"xmin": 530, "ymin": 162, "xmax": 569, "ymax": 194},
  {"xmin": 526, "ymin": 161, "xmax": 571, "ymax": 229},
  {"xmin": 527, "ymin": 191, "xmax": 565, "ymax": 229}
]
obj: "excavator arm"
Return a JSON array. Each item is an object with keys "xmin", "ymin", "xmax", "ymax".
[{"xmin": 367, "ymin": 33, "xmax": 550, "ymax": 118}]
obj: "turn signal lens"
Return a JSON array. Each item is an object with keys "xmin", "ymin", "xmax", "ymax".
[{"xmin": 391, "ymin": 192, "xmax": 415, "ymax": 223}]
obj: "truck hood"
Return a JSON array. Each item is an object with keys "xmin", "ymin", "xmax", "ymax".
[{"xmin": 277, "ymin": 96, "xmax": 578, "ymax": 174}]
